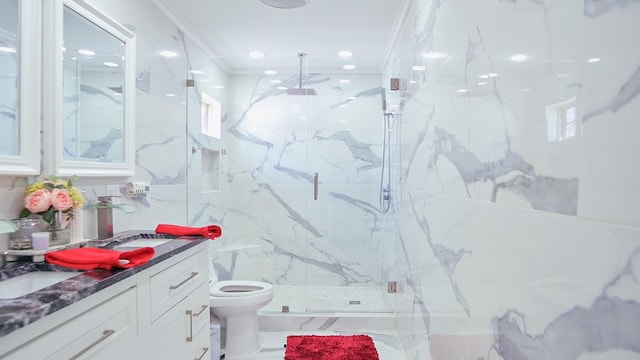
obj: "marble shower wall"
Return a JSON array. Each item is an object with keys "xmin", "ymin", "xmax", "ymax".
[
  {"xmin": 206, "ymin": 70, "xmax": 395, "ymax": 304},
  {"xmin": 389, "ymin": 0, "xmax": 640, "ymax": 359}
]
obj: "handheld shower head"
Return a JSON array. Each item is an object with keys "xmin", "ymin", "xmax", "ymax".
[{"xmin": 381, "ymin": 87, "xmax": 387, "ymax": 113}]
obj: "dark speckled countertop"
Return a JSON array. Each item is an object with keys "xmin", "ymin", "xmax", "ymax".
[{"xmin": 0, "ymin": 230, "xmax": 207, "ymax": 338}]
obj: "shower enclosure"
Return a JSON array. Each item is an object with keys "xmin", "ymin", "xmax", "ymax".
[{"xmin": 185, "ymin": 54, "xmax": 396, "ymax": 314}]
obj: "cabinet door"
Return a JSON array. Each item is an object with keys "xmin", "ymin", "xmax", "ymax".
[
  {"xmin": 147, "ymin": 282, "xmax": 210, "ymax": 360},
  {"xmin": 3, "ymin": 286, "xmax": 138, "ymax": 360}
]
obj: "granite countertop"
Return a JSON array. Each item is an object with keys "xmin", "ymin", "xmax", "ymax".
[{"xmin": 0, "ymin": 230, "xmax": 207, "ymax": 338}]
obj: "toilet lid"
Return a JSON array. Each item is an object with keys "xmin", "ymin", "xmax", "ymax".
[{"xmin": 209, "ymin": 280, "xmax": 273, "ymax": 297}]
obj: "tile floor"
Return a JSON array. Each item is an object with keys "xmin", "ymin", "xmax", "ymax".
[{"xmin": 222, "ymin": 330, "xmax": 406, "ymax": 360}]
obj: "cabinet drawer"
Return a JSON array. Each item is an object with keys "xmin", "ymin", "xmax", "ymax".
[
  {"xmin": 150, "ymin": 249, "xmax": 208, "ymax": 321},
  {"xmin": 190, "ymin": 322, "xmax": 213, "ymax": 360},
  {"xmin": 5, "ymin": 286, "xmax": 137, "ymax": 360}
]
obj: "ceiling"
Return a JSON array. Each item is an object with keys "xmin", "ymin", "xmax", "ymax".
[{"xmin": 155, "ymin": 0, "xmax": 409, "ymax": 74}]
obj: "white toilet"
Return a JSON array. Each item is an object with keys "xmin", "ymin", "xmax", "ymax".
[{"xmin": 208, "ymin": 249, "xmax": 273, "ymax": 356}]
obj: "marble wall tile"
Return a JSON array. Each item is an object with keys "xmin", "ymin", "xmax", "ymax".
[{"xmin": 390, "ymin": 0, "xmax": 640, "ymax": 358}]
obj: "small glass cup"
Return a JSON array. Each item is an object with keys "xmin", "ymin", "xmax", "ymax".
[{"xmin": 9, "ymin": 218, "xmax": 41, "ymax": 250}]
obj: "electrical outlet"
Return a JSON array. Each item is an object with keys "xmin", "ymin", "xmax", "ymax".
[{"xmin": 105, "ymin": 184, "xmax": 120, "ymax": 197}]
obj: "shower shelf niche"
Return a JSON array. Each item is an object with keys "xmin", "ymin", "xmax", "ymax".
[{"xmin": 201, "ymin": 147, "xmax": 220, "ymax": 193}]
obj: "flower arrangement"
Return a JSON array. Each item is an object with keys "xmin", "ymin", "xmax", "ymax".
[{"xmin": 19, "ymin": 176, "xmax": 85, "ymax": 230}]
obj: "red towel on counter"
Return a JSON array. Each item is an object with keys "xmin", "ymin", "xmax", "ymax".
[
  {"xmin": 45, "ymin": 247, "xmax": 155, "ymax": 271},
  {"xmin": 155, "ymin": 224, "xmax": 222, "ymax": 240}
]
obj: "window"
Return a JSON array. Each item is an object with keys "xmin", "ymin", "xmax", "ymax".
[{"xmin": 201, "ymin": 92, "xmax": 221, "ymax": 139}]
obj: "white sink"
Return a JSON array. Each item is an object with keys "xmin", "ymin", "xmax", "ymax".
[
  {"xmin": 114, "ymin": 238, "xmax": 171, "ymax": 249},
  {"xmin": 0, "ymin": 272, "xmax": 78, "ymax": 299}
]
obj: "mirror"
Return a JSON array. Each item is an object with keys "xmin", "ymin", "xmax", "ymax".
[
  {"xmin": 0, "ymin": 0, "xmax": 41, "ymax": 175},
  {"xmin": 44, "ymin": 0, "xmax": 135, "ymax": 177}
]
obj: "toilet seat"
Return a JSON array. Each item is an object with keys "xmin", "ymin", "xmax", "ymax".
[{"xmin": 209, "ymin": 280, "xmax": 273, "ymax": 297}]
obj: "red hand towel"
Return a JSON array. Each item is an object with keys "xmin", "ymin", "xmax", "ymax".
[
  {"xmin": 45, "ymin": 247, "xmax": 155, "ymax": 271},
  {"xmin": 155, "ymin": 224, "xmax": 222, "ymax": 240}
]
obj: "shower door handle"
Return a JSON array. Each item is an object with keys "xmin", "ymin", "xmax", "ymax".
[{"xmin": 313, "ymin": 172, "xmax": 318, "ymax": 200}]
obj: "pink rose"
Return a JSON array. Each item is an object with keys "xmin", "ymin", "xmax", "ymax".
[
  {"xmin": 50, "ymin": 189, "xmax": 74, "ymax": 211},
  {"xmin": 24, "ymin": 189, "xmax": 52, "ymax": 213}
]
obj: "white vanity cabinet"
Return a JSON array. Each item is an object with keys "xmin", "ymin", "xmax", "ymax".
[
  {"xmin": 0, "ymin": 276, "xmax": 138, "ymax": 360},
  {"xmin": 138, "ymin": 245, "xmax": 210, "ymax": 360},
  {"xmin": 0, "ymin": 241, "xmax": 210, "ymax": 360}
]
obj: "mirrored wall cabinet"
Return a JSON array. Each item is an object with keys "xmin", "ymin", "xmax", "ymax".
[
  {"xmin": 43, "ymin": 0, "xmax": 136, "ymax": 177},
  {"xmin": 0, "ymin": 0, "xmax": 41, "ymax": 175}
]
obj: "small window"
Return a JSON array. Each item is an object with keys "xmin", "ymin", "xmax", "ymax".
[{"xmin": 201, "ymin": 92, "xmax": 221, "ymax": 139}]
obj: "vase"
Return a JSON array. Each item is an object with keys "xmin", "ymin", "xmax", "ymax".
[{"xmin": 45, "ymin": 212, "xmax": 71, "ymax": 247}]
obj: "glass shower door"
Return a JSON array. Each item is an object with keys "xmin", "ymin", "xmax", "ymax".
[{"xmin": 303, "ymin": 55, "xmax": 395, "ymax": 313}]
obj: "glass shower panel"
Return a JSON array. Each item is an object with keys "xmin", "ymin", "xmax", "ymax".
[{"xmin": 303, "ymin": 55, "xmax": 394, "ymax": 313}]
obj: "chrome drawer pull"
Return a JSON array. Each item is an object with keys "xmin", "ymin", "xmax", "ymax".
[
  {"xmin": 193, "ymin": 305, "xmax": 208, "ymax": 317},
  {"xmin": 170, "ymin": 272, "xmax": 198, "ymax": 290},
  {"xmin": 195, "ymin": 347, "xmax": 209, "ymax": 360},
  {"xmin": 70, "ymin": 329, "xmax": 115, "ymax": 360},
  {"xmin": 186, "ymin": 310, "xmax": 193, "ymax": 342}
]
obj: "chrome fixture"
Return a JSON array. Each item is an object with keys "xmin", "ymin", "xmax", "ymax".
[
  {"xmin": 379, "ymin": 87, "xmax": 394, "ymax": 214},
  {"xmin": 96, "ymin": 196, "xmax": 115, "ymax": 240},
  {"xmin": 259, "ymin": 0, "xmax": 310, "ymax": 9},
  {"xmin": 287, "ymin": 53, "xmax": 318, "ymax": 96}
]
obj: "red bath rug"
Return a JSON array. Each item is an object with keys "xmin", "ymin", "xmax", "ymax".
[{"xmin": 285, "ymin": 334, "xmax": 380, "ymax": 360}]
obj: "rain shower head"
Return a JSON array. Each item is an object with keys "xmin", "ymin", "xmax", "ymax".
[
  {"xmin": 287, "ymin": 88, "xmax": 317, "ymax": 96},
  {"xmin": 287, "ymin": 53, "xmax": 318, "ymax": 96}
]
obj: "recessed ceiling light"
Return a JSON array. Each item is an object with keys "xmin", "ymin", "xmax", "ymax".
[
  {"xmin": 488, "ymin": 72, "xmax": 498, "ymax": 77},
  {"xmin": 103, "ymin": 62, "xmax": 119, "ymax": 67},
  {"xmin": 477, "ymin": 81, "xmax": 487, "ymax": 85},
  {"xmin": 159, "ymin": 50, "xmax": 178, "ymax": 58},
  {"xmin": 249, "ymin": 51, "xmax": 265, "ymax": 59},
  {"xmin": 77, "ymin": 49, "xmax": 95, "ymax": 56},
  {"xmin": 412, "ymin": 65, "xmax": 426, "ymax": 71},
  {"xmin": 587, "ymin": 57, "xmax": 600, "ymax": 63},
  {"xmin": 277, "ymin": 86, "xmax": 288, "ymax": 90},
  {"xmin": 455, "ymin": 89, "xmax": 468, "ymax": 93},
  {"xmin": 264, "ymin": 70, "xmax": 278, "ymax": 75},
  {"xmin": 421, "ymin": 52, "xmax": 447, "ymax": 59},
  {"xmin": 190, "ymin": 70, "xmax": 204, "ymax": 74},
  {"xmin": 0, "ymin": 47, "xmax": 16, "ymax": 53},
  {"xmin": 509, "ymin": 54, "xmax": 528, "ymax": 62},
  {"xmin": 260, "ymin": 0, "xmax": 309, "ymax": 9},
  {"xmin": 337, "ymin": 50, "xmax": 354, "ymax": 58},
  {"xmin": 166, "ymin": 93, "xmax": 176, "ymax": 97},
  {"xmin": 342, "ymin": 64, "xmax": 356, "ymax": 70}
]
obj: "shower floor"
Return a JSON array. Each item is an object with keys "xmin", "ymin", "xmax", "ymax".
[{"xmin": 260, "ymin": 285, "xmax": 393, "ymax": 313}]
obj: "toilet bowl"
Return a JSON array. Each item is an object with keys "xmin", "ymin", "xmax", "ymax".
[{"xmin": 208, "ymin": 247, "xmax": 273, "ymax": 356}]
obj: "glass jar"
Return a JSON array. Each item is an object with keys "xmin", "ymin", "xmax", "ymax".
[{"xmin": 9, "ymin": 218, "xmax": 41, "ymax": 250}]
